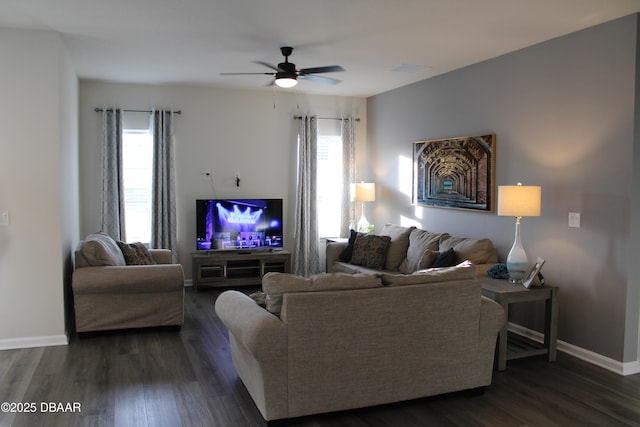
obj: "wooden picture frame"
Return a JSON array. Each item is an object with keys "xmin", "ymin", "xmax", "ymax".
[{"xmin": 413, "ymin": 134, "xmax": 496, "ymax": 211}]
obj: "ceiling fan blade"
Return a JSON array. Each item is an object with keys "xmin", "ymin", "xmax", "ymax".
[
  {"xmin": 299, "ymin": 65, "xmax": 345, "ymax": 74},
  {"xmin": 220, "ymin": 72, "xmax": 275, "ymax": 76},
  {"xmin": 298, "ymin": 74, "xmax": 341, "ymax": 85},
  {"xmin": 253, "ymin": 61, "xmax": 285, "ymax": 72}
]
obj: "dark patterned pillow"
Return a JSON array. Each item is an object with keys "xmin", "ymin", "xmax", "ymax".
[
  {"xmin": 350, "ymin": 234, "xmax": 392, "ymax": 270},
  {"xmin": 117, "ymin": 241, "xmax": 157, "ymax": 265}
]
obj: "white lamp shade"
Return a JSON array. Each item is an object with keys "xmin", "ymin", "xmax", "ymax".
[
  {"xmin": 497, "ymin": 185, "xmax": 541, "ymax": 217},
  {"xmin": 352, "ymin": 182, "xmax": 376, "ymax": 202}
]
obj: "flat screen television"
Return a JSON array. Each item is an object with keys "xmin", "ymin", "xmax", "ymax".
[{"xmin": 196, "ymin": 198, "xmax": 284, "ymax": 251}]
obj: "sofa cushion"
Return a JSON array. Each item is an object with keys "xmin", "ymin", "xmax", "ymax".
[
  {"xmin": 439, "ymin": 236, "xmax": 496, "ymax": 265},
  {"xmin": 117, "ymin": 241, "xmax": 157, "ymax": 265},
  {"xmin": 262, "ymin": 272, "xmax": 383, "ymax": 315},
  {"xmin": 81, "ymin": 232, "xmax": 126, "ymax": 266},
  {"xmin": 350, "ymin": 234, "xmax": 392, "ymax": 270},
  {"xmin": 338, "ymin": 229, "xmax": 362, "ymax": 262},
  {"xmin": 399, "ymin": 229, "xmax": 450, "ymax": 273},
  {"xmin": 381, "ymin": 261, "xmax": 477, "ymax": 286},
  {"xmin": 379, "ymin": 224, "xmax": 415, "ymax": 271}
]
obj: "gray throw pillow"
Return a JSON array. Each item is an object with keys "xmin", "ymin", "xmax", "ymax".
[
  {"xmin": 81, "ymin": 232, "xmax": 126, "ymax": 266},
  {"xmin": 399, "ymin": 229, "xmax": 450, "ymax": 273}
]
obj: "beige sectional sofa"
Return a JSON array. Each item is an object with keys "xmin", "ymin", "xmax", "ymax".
[
  {"xmin": 72, "ymin": 232, "xmax": 185, "ymax": 333},
  {"xmin": 327, "ymin": 224, "xmax": 499, "ymax": 276},
  {"xmin": 215, "ymin": 265, "xmax": 505, "ymax": 421}
]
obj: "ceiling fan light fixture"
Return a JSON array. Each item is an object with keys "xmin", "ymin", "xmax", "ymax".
[{"xmin": 275, "ymin": 74, "xmax": 297, "ymax": 88}]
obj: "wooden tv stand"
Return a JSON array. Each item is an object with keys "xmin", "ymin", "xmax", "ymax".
[{"xmin": 191, "ymin": 250, "xmax": 291, "ymax": 291}]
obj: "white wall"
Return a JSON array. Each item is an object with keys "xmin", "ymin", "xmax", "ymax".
[
  {"xmin": 367, "ymin": 15, "xmax": 639, "ymax": 367},
  {"xmin": 0, "ymin": 28, "xmax": 78, "ymax": 348},
  {"xmin": 78, "ymin": 81, "xmax": 366, "ymax": 280}
]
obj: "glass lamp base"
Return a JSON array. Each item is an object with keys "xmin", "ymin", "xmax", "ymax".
[
  {"xmin": 506, "ymin": 220, "xmax": 528, "ymax": 283},
  {"xmin": 357, "ymin": 214, "xmax": 370, "ymax": 233}
]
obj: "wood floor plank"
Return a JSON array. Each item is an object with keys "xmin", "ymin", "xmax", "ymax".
[{"xmin": 1, "ymin": 287, "xmax": 640, "ymax": 426}]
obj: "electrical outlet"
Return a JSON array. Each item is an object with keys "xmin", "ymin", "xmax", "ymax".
[{"xmin": 568, "ymin": 212, "xmax": 581, "ymax": 228}]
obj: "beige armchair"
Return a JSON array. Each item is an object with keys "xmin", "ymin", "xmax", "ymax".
[{"xmin": 72, "ymin": 232, "xmax": 184, "ymax": 333}]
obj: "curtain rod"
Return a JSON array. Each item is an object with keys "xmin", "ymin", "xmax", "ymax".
[
  {"xmin": 293, "ymin": 115, "xmax": 359, "ymax": 122},
  {"xmin": 94, "ymin": 108, "xmax": 182, "ymax": 114}
]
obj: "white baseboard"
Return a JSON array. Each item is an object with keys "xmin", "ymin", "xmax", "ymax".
[
  {"xmin": 0, "ymin": 334, "xmax": 68, "ymax": 351},
  {"xmin": 508, "ymin": 322, "xmax": 640, "ymax": 376}
]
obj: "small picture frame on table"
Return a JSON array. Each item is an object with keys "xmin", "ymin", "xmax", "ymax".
[{"xmin": 522, "ymin": 257, "xmax": 546, "ymax": 289}]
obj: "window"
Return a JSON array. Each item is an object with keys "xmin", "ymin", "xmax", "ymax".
[
  {"xmin": 317, "ymin": 135, "xmax": 343, "ymax": 238},
  {"xmin": 122, "ymin": 129, "xmax": 153, "ymax": 243}
]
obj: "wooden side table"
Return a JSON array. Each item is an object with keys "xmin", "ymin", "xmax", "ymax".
[{"xmin": 480, "ymin": 278, "xmax": 559, "ymax": 371}]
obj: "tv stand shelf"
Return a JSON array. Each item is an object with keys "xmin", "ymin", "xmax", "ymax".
[{"xmin": 192, "ymin": 250, "xmax": 291, "ymax": 290}]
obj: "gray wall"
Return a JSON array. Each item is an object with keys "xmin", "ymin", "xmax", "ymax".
[
  {"xmin": 0, "ymin": 28, "xmax": 79, "ymax": 347},
  {"xmin": 367, "ymin": 14, "xmax": 639, "ymax": 363}
]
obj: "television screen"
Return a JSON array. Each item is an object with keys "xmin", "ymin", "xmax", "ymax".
[{"xmin": 196, "ymin": 199, "xmax": 284, "ymax": 251}]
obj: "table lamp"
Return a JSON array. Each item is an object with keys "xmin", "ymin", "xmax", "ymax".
[
  {"xmin": 497, "ymin": 183, "xmax": 541, "ymax": 283},
  {"xmin": 352, "ymin": 182, "xmax": 376, "ymax": 232}
]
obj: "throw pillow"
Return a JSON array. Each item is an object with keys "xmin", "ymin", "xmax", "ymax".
[
  {"xmin": 379, "ymin": 224, "xmax": 415, "ymax": 271},
  {"xmin": 262, "ymin": 272, "xmax": 383, "ymax": 315},
  {"xmin": 350, "ymin": 234, "xmax": 392, "ymax": 270},
  {"xmin": 338, "ymin": 229, "xmax": 362, "ymax": 262},
  {"xmin": 417, "ymin": 249, "xmax": 440, "ymax": 270},
  {"xmin": 439, "ymin": 236, "xmax": 496, "ymax": 265},
  {"xmin": 430, "ymin": 248, "xmax": 457, "ymax": 268},
  {"xmin": 249, "ymin": 291, "xmax": 266, "ymax": 308},
  {"xmin": 81, "ymin": 231, "xmax": 127, "ymax": 266},
  {"xmin": 398, "ymin": 229, "xmax": 450, "ymax": 273},
  {"xmin": 381, "ymin": 261, "xmax": 477, "ymax": 286},
  {"xmin": 117, "ymin": 241, "xmax": 157, "ymax": 265}
]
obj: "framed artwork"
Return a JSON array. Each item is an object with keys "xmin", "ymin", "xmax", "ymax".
[{"xmin": 413, "ymin": 134, "xmax": 496, "ymax": 211}]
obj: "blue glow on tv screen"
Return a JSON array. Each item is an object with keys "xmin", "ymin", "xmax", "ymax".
[{"xmin": 196, "ymin": 199, "xmax": 283, "ymax": 250}]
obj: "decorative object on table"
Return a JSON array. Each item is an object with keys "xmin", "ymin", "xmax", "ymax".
[
  {"xmin": 522, "ymin": 257, "xmax": 546, "ymax": 288},
  {"xmin": 487, "ymin": 263, "xmax": 510, "ymax": 280},
  {"xmin": 497, "ymin": 183, "xmax": 541, "ymax": 283},
  {"xmin": 412, "ymin": 134, "xmax": 496, "ymax": 211},
  {"xmin": 352, "ymin": 182, "xmax": 376, "ymax": 233}
]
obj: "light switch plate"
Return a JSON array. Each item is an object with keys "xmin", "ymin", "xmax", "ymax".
[
  {"xmin": 568, "ymin": 212, "xmax": 580, "ymax": 228},
  {"xmin": 0, "ymin": 211, "xmax": 9, "ymax": 226}
]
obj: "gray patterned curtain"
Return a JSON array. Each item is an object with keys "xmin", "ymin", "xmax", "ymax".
[
  {"xmin": 293, "ymin": 116, "xmax": 320, "ymax": 276},
  {"xmin": 151, "ymin": 110, "xmax": 177, "ymax": 260},
  {"xmin": 100, "ymin": 108, "xmax": 126, "ymax": 240},
  {"xmin": 340, "ymin": 118, "xmax": 356, "ymax": 237}
]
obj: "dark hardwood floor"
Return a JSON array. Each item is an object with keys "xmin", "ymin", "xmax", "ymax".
[{"xmin": 2, "ymin": 287, "xmax": 640, "ymax": 427}]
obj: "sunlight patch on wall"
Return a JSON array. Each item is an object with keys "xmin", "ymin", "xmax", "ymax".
[
  {"xmin": 399, "ymin": 155, "xmax": 413, "ymax": 198},
  {"xmin": 400, "ymin": 215, "xmax": 421, "ymax": 228}
]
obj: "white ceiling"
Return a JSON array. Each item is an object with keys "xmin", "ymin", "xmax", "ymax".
[{"xmin": 2, "ymin": 0, "xmax": 639, "ymax": 97}]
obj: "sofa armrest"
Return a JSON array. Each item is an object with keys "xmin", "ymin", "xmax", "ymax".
[
  {"xmin": 480, "ymin": 296, "xmax": 505, "ymax": 333},
  {"xmin": 72, "ymin": 264, "xmax": 184, "ymax": 294},
  {"xmin": 215, "ymin": 291, "xmax": 286, "ymax": 359},
  {"xmin": 325, "ymin": 241, "xmax": 346, "ymax": 273}
]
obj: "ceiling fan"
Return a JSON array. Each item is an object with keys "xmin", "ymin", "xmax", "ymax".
[{"xmin": 221, "ymin": 46, "xmax": 345, "ymax": 88}]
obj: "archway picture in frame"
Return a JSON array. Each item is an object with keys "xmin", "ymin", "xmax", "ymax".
[{"xmin": 413, "ymin": 134, "xmax": 496, "ymax": 211}]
